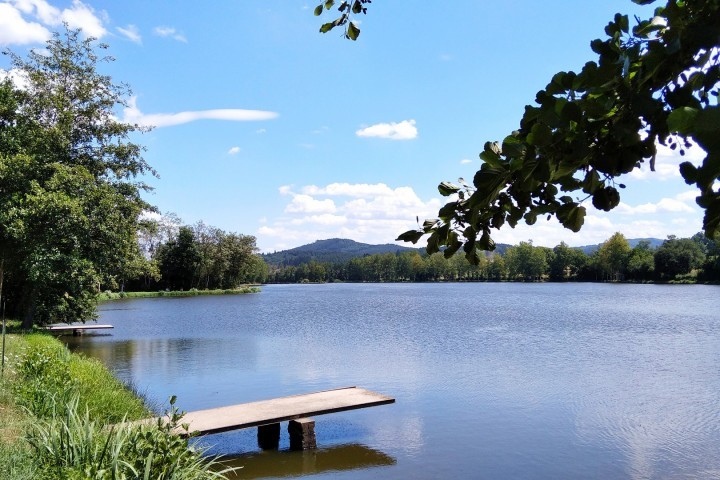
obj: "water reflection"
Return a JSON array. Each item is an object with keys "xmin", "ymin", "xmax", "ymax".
[
  {"xmin": 67, "ymin": 283, "xmax": 720, "ymax": 479},
  {"xmin": 219, "ymin": 444, "xmax": 396, "ymax": 479}
]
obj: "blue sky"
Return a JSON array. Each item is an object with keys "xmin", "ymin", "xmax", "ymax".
[{"xmin": 0, "ymin": 0, "xmax": 707, "ymax": 252}]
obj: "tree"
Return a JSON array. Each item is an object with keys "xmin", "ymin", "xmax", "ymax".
[
  {"xmin": 596, "ymin": 232, "xmax": 631, "ymax": 281},
  {"xmin": 504, "ymin": 241, "xmax": 548, "ymax": 281},
  {"xmin": 1, "ymin": 29, "xmax": 154, "ymax": 327},
  {"xmin": 654, "ymin": 235, "xmax": 706, "ymax": 279},
  {"xmin": 549, "ymin": 242, "xmax": 588, "ymax": 281},
  {"xmin": 366, "ymin": 1, "xmax": 720, "ymax": 260},
  {"xmin": 626, "ymin": 240, "xmax": 655, "ymax": 281}
]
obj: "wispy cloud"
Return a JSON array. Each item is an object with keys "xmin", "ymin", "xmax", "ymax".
[
  {"xmin": 117, "ymin": 24, "xmax": 141, "ymax": 44},
  {"xmin": 122, "ymin": 97, "xmax": 279, "ymax": 128},
  {"xmin": 356, "ymin": 119, "xmax": 418, "ymax": 140},
  {"xmin": 227, "ymin": 146, "xmax": 241, "ymax": 155},
  {"xmin": 460, "ymin": 158, "xmax": 472, "ymax": 165},
  {"xmin": 153, "ymin": 26, "xmax": 187, "ymax": 43},
  {"xmin": 1, "ymin": 0, "xmax": 107, "ymax": 45}
]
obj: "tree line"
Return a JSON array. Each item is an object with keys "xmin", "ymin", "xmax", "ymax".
[
  {"xmin": 126, "ymin": 216, "xmax": 268, "ymax": 292},
  {"xmin": 267, "ymin": 232, "xmax": 720, "ymax": 284}
]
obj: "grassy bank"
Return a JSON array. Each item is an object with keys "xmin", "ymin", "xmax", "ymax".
[
  {"xmin": 0, "ymin": 333, "xmax": 235, "ymax": 479},
  {"xmin": 98, "ymin": 286, "xmax": 260, "ymax": 301}
]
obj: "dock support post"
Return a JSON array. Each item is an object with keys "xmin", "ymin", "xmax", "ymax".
[
  {"xmin": 257, "ymin": 423, "xmax": 280, "ymax": 449},
  {"xmin": 289, "ymin": 418, "xmax": 316, "ymax": 450}
]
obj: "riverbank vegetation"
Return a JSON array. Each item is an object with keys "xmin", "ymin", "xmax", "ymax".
[
  {"xmin": 98, "ymin": 286, "xmax": 260, "ymax": 301},
  {"xmin": 0, "ymin": 333, "xmax": 234, "ymax": 479},
  {"xmin": 0, "ymin": 29, "xmax": 265, "ymax": 329},
  {"xmin": 267, "ymin": 232, "xmax": 720, "ymax": 284}
]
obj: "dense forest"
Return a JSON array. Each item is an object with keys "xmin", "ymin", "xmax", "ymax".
[{"xmin": 266, "ymin": 232, "xmax": 720, "ymax": 284}]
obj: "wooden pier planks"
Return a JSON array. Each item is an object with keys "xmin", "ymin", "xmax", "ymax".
[{"xmin": 169, "ymin": 386, "xmax": 394, "ymax": 436}]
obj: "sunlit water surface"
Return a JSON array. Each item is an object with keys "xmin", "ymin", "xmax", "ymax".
[{"xmin": 65, "ymin": 283, "xmax": 720, "ymax": 479}]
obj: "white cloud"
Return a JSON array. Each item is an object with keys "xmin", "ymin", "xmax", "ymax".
[
  {"xmin": 628, "ymin": 140, "xmax": 706, "ymax": 181},
  {"xmin": 616, "ymin": 197, "xmax": 695, "ymax": 215},
  {"xmin": 258, "ymin": 182, "xmax": 442, "ymax": 252},
  {"xmin": 0, "ymin": 3, "xmax": 50, "ymax": 45},
  {"xmin": 0, "ymin": 0, "xmax": 106, "ymax": 45},
  {"xmin": 284, "ymin": 194, "xmax": 337, "ymax": 214},
  {"xmin": 302, "ymin": 182, "xmax": 398, "ymax": 198},
  {"xmin": 356, "ymin": 119, "xmax": 418, "ymax": 140},
  {"xmin": 117, "ymin": 24, "xmax": 141, "ymax": 44},
  {"xmin": 60, "ymin": 0, "xmax": 106, "ymax": 38},
  {"xmin": 122, "ymin": 97, "xmax": 279, "ymax": 128},
  {"xmin": 460, "ymin": 158, "xmax": 472, "ymax": 164},
  {"xmin": 227, "ymin": 146, "xmax": 241, "ymax": 155},
  {"xmin": 0, "ymin": 68, "xmax": 30, "ymax": 89},
  {"xmin": 256, "ymin": 128, "xmax": 267, "ymax": 134},
  {"xmin": 153, "ymin": 26, "xmax": 187, "ymax": 43}
]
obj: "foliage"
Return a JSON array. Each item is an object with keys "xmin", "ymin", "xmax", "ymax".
[
  {"xmin": 151, "ymin": 221, "xmax": 266, "ymax": 291},
  {"xmin": 1, "ymin": 334, "xmax": 234, "ymax": 480},
  {"xmin": 381, "ymin": 0, "xmax": 720, "ymax": 259},
  {"xmin": 268, "ymin": 232, "xmax": 720, "ymax": 283},
  {"xmin": 654, "ymin": 235, "xmax": 706, "ymax": 278},
  {"xmin": 314, "ymin": 0, "xmax": 371, "ymax": 40},
  {"xmin": 98, "ymin": 287, "xmax": 260, "ymax": 301},
  {"xmin": 1, "ymin": 28, "xmax": 154, "ymax": 327}
]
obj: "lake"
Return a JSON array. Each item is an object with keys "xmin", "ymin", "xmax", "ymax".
[{"xmin": 65, "ymin": 283, "xmax": 720, "ymax": 479}]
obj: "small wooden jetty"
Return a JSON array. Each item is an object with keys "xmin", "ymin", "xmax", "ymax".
[
  {"xmin": 141, "ymin": 386, "xmax": 395, "ymax": 450},
  {"xmin": 44, "ymin": 324, "xmax": 114, "ymax": 336}
]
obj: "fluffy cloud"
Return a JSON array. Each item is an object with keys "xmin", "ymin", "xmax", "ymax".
[
  {"xmin": 227, "ymin": 146, "xmax": 241, "ymax": 155},
  {"xmin": 117, "ymin": 24, "xmax": 141, "ymax": 44},
  {"xmin": 153, "ymin": 26, "xmax": 187, "ymax": 43},
  {"xmin": 122, "ymin": 97, "xmax": 278, "ymax": 128},
  {"xmin": 627, "ymin": 140, "xmax": 706, "ymax": 181},
  {"xmin": 356, "ymin": 119, "xmax": 418, "ymax": 140},
  {"xmin": 1, "ymin": 0, "xmax": 107, "ymax": 46},
  {"xmin": 258, "ymin": 183, "xmax": 442, "ymax": 252},
  {"xmin": 259, "ymin": 181, "xmax": 705, "ymax": 252},
  {"xmin": 0, "ymin": 3, "xmax": 49, "ymax": 45},
  {"xmin": 284, "ymin": 194, "xmax": 337, "ymax": 214}
]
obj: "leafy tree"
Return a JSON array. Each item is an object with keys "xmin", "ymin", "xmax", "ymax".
[
  {"xmin": 654, "ymin": 235, "xmax": 706, "ymax": 279},
  {"xmin": 626, "ymin": 240, "xmax": 656, "ymax": 281},
  {"xmin": 1, "ymin": 29, "xmax": 153, "ymax": 327},
  {"xmin": 379, "ymin": 1, "xmax": 720, "ymax": 259},
  {"xmin": 596, "ymin": 232, "xmax": 631, "ymax": 281},
  {"xmin": 549, "ymin": 242, "xmax": 588, "ymax": 281},
  {"xmin": 504, "ymin": 241, "xmax": 548, "ymax": 281}
]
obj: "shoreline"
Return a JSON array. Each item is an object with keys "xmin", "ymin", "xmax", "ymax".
[{"xmin": 98, "ymin": 286, "xmax": 261, "ymax": 301}]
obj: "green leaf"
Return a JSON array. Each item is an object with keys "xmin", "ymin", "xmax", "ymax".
[
  {"xmin": 352, "ymin": 0, "xmax": 363, "ymax": 14},
  {"xmin": 396, "ymin": 229, "xmax": 424, "ymax": 244},
  {"xmin": 667, "ymin": 107, "xmax": 699, "ymax": 134},
  {"xmin": 313, "ymin": 4, "xmax": 323, "ymax": 16},
  {"xmin": 347, "ymin": 22, "xmax": 360, "ymax": 40},
  {"xmin": 501, "ymin": 134, "xmax": 526, "ymax": 158},
  {"xmin": 438, "ymin": 181, "xmax": 461, "ymax": 196},
  {"xmin": 556, "ymin": 203, "xmax": 586, "ymax": 232},
  {"xmin": 324, "ymin": 0, "xmax": 335, "ymax": 10},
  {"xmin": 527, "ymin": 123, "xmax": 552, "ymax": 147}
]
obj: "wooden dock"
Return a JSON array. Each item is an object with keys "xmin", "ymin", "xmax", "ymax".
[
  {"xmin": 175, "ymin": 386, "xmax": 393, "ymax": 436},
  {"xmin": 43, "ymin": 324, "xmax": 114, "ymax": 335},
  {"xmin": 136, "ymin": 386, "xmax": 395, "ymax": 449}
]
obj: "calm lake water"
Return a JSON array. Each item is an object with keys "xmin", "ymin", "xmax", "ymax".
[{"xmin": 65, "ymin": 283, "xmax": 720, "ymax": 479}]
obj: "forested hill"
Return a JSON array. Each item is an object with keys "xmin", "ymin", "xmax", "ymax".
[
  {"xmin": 262, "ymin": 238, "xmax": 424, "ymax": 266},
  {"xmin": 263, "ymin": 237, "xmax": 665, "ymax": 267},
  {"xmin": 263, "ymin": 238, "xmax": 521, "ymax": 266}
]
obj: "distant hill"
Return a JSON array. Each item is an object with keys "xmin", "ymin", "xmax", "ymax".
[
  {"xmin": 263, "ymin": 237, "xmax": 666, "ymax": 267},
  {"xmin": 262, "ymin": 238, "xmax": 424, "ymax": 266}
]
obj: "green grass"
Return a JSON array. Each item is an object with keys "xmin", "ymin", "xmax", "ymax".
[
  {"xmin": 98, "ymin": 286, "xmax": 260, "ymax": 301},
  {"xmin": 0, "ymin": 333, "xmax": 236, "ymax": 479}
]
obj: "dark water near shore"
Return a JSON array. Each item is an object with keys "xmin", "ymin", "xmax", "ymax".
[{"xmin": 66, "ymin": 283, "xmax": 720, "ymax": 479}]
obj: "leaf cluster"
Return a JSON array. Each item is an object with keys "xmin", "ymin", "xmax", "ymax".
[
  {"xmin": 395, "ymin": 0, "xmax": 720, "ymax": 261},
  {"xmin": 314, "ymin": 0, "xmax": 371, "ymax": 40}
]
